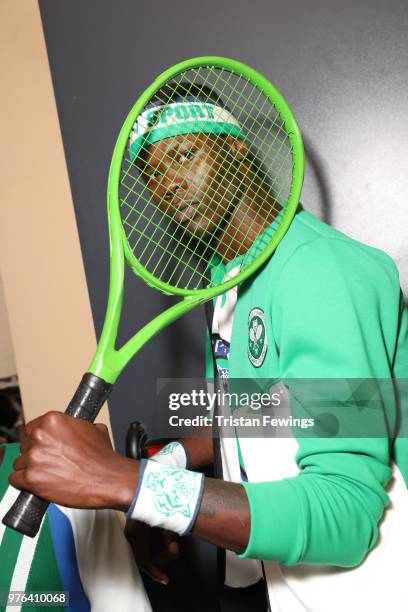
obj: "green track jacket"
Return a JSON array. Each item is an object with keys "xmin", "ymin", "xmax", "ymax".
[{"xmin": 207, "ymin": 208, "xmax": 408, "ymax": 572}]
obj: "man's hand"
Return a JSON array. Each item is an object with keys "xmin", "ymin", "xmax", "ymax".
[
  {"xmin": 10, "ymin": 414, "xmax": 251, "ymax": 552},
  {"xmin": 125, "ymin": 520, "xmax": 179, "ymax": 585},
  {"xmin": 9, "ymin": 411, "xmax": 138, "ymax": 511}
]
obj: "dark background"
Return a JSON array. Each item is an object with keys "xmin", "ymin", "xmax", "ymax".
[{"xmin": 38, "ymin": 1, "xmax": 408, "ymax": 608}]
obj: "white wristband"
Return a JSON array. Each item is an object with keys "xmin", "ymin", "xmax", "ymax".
[
  {"xmin": 151, "ymin": 441, "xmax": 190, "ymax": 469},
  {"xmin": 126, "ymin": 459, "xmax": 204, "ymax": 535}
]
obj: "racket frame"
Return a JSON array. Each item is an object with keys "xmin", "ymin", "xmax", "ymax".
[{"xmin": 90, "ymin": 56, "xmax": 304, "ymax": 383}]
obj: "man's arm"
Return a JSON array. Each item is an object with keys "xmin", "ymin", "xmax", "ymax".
[
  {"xmin": 192, "ymin": 477, "xmax": 249, "ymax": 552},
  {"xmin": 10, "ymin": 413, "xmax": 250, "ymax": 553},
  {"xmin": 124, "ymin": 425, "xmax": 218, "ymax": 584},
  {"xmin": 179, "ymin": 426, "xmax": 214, "ymax": 469}
]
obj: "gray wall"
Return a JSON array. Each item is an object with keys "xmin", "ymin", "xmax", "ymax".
[{"xmin": 39, "ymin": 0, "xmax": 408, "ymax": 451}]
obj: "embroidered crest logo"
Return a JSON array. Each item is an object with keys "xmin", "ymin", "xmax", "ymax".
[{"xmin": 248, "ymin": 308, "xmax": 267, "ymax": 367}]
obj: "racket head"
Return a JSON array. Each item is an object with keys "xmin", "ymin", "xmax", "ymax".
[{"xmin": 108, "ymin": 56, "xmax": 304, "ymax": 299}]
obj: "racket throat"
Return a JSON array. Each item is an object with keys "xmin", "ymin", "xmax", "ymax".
[{"xmin": 88, "ymin": 296, "xmax": 206, "ymax": 383}]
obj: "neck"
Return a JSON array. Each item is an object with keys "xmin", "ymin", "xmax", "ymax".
[{"xmin": 213, "ymin": 179, "xmax": 281, "ymax": 262}]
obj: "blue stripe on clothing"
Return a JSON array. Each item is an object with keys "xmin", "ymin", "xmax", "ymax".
[{"xmin": 47, "ymin": 504, "xmax": 90, "ymax": 612}]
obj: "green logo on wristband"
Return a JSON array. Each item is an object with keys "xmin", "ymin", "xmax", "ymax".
[
  {"xmin": 145, "ymin": 466, "xmax": 198, "ymax": 518},
  {"xmin": 154, "ymin": 441, "xmax": 179, "ymax": 457}
]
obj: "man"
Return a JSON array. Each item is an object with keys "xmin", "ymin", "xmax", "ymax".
[
  {"xmin": 8, "ymin": 88, "xmax": 408, "ymax": 611},
  {"xmin": 1, "ymin": 426, "xmax": 152, "ymax": 611}
]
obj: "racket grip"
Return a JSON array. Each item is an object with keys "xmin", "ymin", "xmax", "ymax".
[
  {"xmin": 64, "ymin": 373, "xmax": 112, "ymax": 421},
  {"xmin": 2, "ymin": 373, "xmax": 112, "ymax": 538}
]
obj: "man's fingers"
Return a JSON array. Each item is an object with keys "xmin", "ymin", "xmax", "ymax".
[
  {"xmin": 156, "ymin": 547, "xmax": 179, "ymax": 566},
  {"xmin": 125, "ymin": 522, "xmax": 178, "ymax": 585},
  {"xmin": 94, "ymin": 423, "xmax": 113, "ymax": 448},
  {"xmin": 162, "ymin": 529, "xmax": 178, "ymax": 543},
  {"xmin": 94, "ymin": 423, "xmax": 109, "ymax": 436},
  {"xmin": 13, "ymin": 454, "xmax": 27, "ymax": 471},
  {"xmin": 154, "ymin": 530, "xmax": 179, "ymax": 567},
  {"xmin": 161, "ymin": 529, "xmax": 180, "ymax": 560},
  {"xmin": 9, "ymin": 469, "xmax": 26, "ymax": 491},
  {"xmin": 25, "ymin": 411, "xmax": 61, "ymax": 436},
  {"xmin": 19, "ymin": 439, "xmax": 32, "ymax": 455},
  {"xmin": 24, "ymin": 415, "xmax": 46, "ymax": 436},
  {"xmin": 140, "ymin": 563, "xmax": 169, "ymax": 586}
]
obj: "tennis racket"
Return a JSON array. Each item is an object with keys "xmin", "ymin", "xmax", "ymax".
[{"xmin": 3, "ymin": 56, "xmax": 304, "ymax": 537}]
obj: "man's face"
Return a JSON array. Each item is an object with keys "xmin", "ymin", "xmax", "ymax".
[{"xmin": 139, "ymin": 132, "xmax": 247, "ymax": 239}]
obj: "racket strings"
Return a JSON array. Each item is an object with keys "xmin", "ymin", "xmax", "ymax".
[
  {"xmin": 122, "ymin": 123, "xmax": 290, "ymax": 270},
  {"xmin": 119, "ymin": 66, "xmax": 294, "ymax": 290},
  {"xmin": 121, "ymin": 70, "xmax": 291, "ymax": 247},
  {"xmin": 121, "ymin": 130, "xmax": 288, "ymax": 287},
  {"xmin": 122, "ymin": 72, "xmax": 292, "ymax": 216},
  {"xmin": 123, "ymin": 74, "xmax": 292, "ymax": 209},
  {"xmin": 121, "ymin": 106, "xmax": 289, "ymax": 280},
  {"xmin": 121, "ymin": 136, "xmax": 289, "ymax": 289},
  {"xmin": 137, "ymin": 123, "xmax": 285, "ymax": 278}
]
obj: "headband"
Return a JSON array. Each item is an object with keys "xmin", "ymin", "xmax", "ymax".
[{"xmin": 129, "ymin": 100, "xmax": 246, "ymax": 161}]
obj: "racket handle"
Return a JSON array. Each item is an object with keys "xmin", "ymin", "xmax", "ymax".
[
  {"xmin": 2, "ymin": 373, "xmax": 112, "ymax": 538},
  {"xmin": 64, "ymin": 373, "xmax": 112, "ymax": 421}
]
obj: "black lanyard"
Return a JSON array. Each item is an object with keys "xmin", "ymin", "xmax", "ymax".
[{"xmin": 203, "ymin": 297, "xmax": 271, "ymax": 612}]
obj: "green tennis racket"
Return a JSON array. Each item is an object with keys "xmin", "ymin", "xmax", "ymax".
[{"xmin": 3, "ymin": 56, "xmax": 304, "ymax": 537}]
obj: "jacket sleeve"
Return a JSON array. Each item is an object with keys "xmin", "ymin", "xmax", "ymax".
[{"xmin": 240, "ymin": 237, "xmax": 404, "ymax": 567}]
